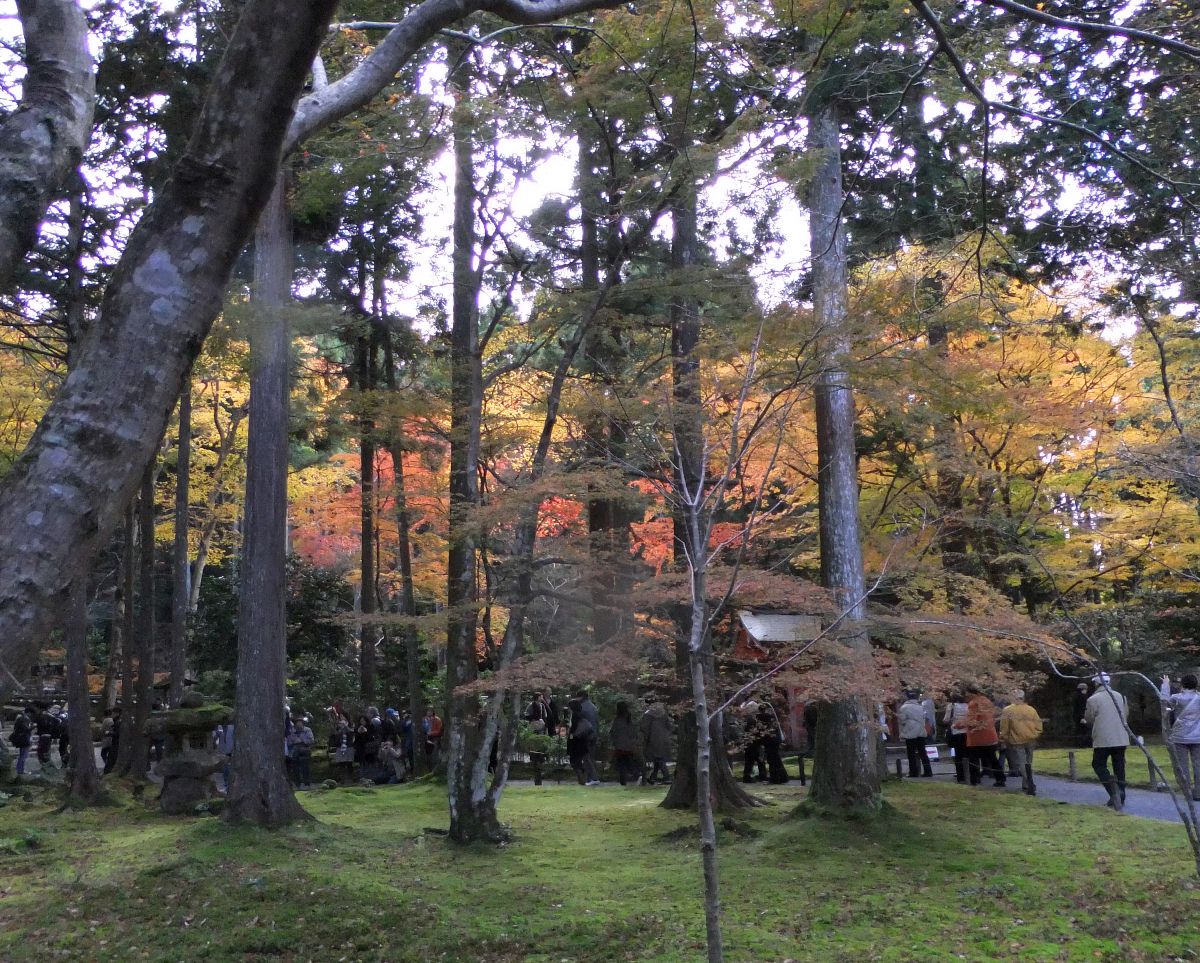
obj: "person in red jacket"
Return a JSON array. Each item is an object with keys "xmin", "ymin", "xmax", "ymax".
[
  {"xmin": 965, "ymin": 685, "xmax": 1006, "ymax": 787},
  {"xmin": 422, "ymin": 706, "xmax": 443, "ymax": 769}
]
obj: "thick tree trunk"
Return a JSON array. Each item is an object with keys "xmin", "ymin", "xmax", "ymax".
[
  {"xmin": 223, "ymin": 178, "xmax": 308, "ymax": 828},
  {"xmin": 169, "ymin": 386, "xmax": 191, "ymax": 705},
  {"xmin": 806, "ymin": 102, "xmax": 880, "ymax": 811},
  {"xmin": 124, "ymin": 467, "xmax": 156, "ymax": 779},
  {"xmin": 0, "ymin": 0, "xmax": 338, "ymax": 694},
  {"xmin": 64, "ymin": 578, "xmax": 100, "ymax": 803},
  {"xmin": 578, "ymin": 118, "xmax": 633, "ymax": 648},
  {"xmin": 0, "ymin": 0, "xmax": 94, "ymax": 290},
  {"xmin": 444, "ymin": 48, "xmax": 502, "ymax": 843}
]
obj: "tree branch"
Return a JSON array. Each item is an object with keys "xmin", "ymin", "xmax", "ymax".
[
  {"xmin": 976, "ymin": 0, "xmax": 1200, "ymax": 65},
  {"xmin": 286, "ymin": 0, "xmax": 622, "ymax": 153},
  {"xmin": 0, "ymin": 0, "xmax": 94, "ymax": 289}
]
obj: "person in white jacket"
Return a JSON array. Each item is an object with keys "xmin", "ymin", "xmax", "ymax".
[
  {"xmin": 1083, "ymin": 674, "xmax": 1129, "ymax": 812},
  {"xmin": 1160, "ymin": 673, "xmax": 1200, "ymax": 802},
  {"xmin": 899, "ymin": 691, "xmax": 933, "ymax": 778}
]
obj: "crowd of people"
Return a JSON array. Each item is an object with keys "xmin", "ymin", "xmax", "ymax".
[
  {"xmin": 3, "ymin": 702, "xmax": 72, "ymax": 775},
  {"xmin": 6, "ymin": 670, "xmax": 1199, "ymax": 811}
]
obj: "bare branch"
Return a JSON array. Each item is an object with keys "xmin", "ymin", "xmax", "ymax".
[{"xmin": 976, "ymin": 0, "xmax": 1200, "ymax": 65}]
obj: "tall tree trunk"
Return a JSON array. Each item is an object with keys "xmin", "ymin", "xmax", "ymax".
[
  {"xmin": 445, "ymin": 47, "xmax": 502, "ymax": 843},
  {"xmin": 224, "ymin": 178, "xmax": 308, "ymax": 827},
  {"xmin": 125, "ymin": 466, "xmax": 156, "ymax": 779},
  {"xmin": 101, "ymin": 582, "xmax": 122, "ymax": 713},
  {"xmin": 661, "ymin": 169, "xmax": 754, "ymax": 813},
  {"xmin": 114, "ymin": 504, "xmax": 136, "ymax": 772},
  {"xmin": 64, "ymin": 578, "xmax": 100, "ymax": 803},
  {"xmin": 685, "ymin": 567, "xmax": 723, "ymax": 963},
  {"xmin": 579, "ymin": 117, "xmax": 632, "ymax": 648},
  {"xmin": 169, "ymin": 385, "xmax": 191, "ymax": 705},
  {"xmin": 806, "ymin": 102, "xmax": 880, "ymax": 811},
  {"xmin": 383, "ymin": 338, "xmax": 423, "ymax": 771},
  {"xmin": 357, "ymin": 332, "xmax": 377, "ymax": 700}
]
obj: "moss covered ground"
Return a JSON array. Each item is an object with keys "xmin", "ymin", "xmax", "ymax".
[{"xmin": 0, "ymin": 777, "xmax": 1196, "ymax": 962}]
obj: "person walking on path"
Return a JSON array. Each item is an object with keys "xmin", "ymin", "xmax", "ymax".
[
  {"xmin": 739, "ymin": 700, "xmax": 767, "ymax": 783},
  {"xmin": 1084, "ymin": 673, "xmax": 1129, "ymax": 812},
  {"xmin": 999, "ymin": 689, "xmax": 1043, "ymax": 795},
  {"xmin": 899, "ymin": 691, "xmax": 933, "ymax": 778},
  {"xmin": 757, "ymin": 699, "xmax": 790, "ymax": 784},
  {"xmin": 9, "ymin": 705, "xmax": 32, "ymax": 776},
  {"xmin": 641, "ymin": 695, "xmax": 673, "ymax": 785},
  {"xmin": 1159, "ymin": 673, "xmax": 1200, "ymax": 801},
  {"xmin": 567, "ymin": 696, "xmax": 599, "ymax": 785},
  {"xmin": 575, "ymin": 690, "xmax": 601, "ymax": 785},
  {"xmin": 609, "ymin": 701, "xmax": 640, "ymax": 786},
  {"xmin": 943, "ymin": 694, "xmax": 969, "ymax": 783},
  {"xmin": 965, "ymin": 686, "xmax": 1005, "ymax": 787}
]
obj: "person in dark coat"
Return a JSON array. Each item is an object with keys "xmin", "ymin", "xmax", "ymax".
[
  {"xmin": 641, "ymin": 696, "xmax": 674, "ymax": 785},
  {"xmin": 1073, "ymin": 682, "xmax": 1092, "ymax": 748},
  {"xmin": 740, "ymin": 701, "xmax": 767, "ymax": 783},
  {"xmin": 35, "ymin": 704, "xmax": 58, "ymax": 766},
  {"xmin": 9, "ymin": 706, "xmax": 32, "ymax": 775},
  {"xmin": 757, "ymin": 700, "xmax": 789, "ymax": 784},
  {"xmin": 567, "ymin": 697, "xmax": 596, "ymax": 785},
  {"xmin": 575, "ymin": 690, "xmax": 601, "ymax": 784},
  {"xmin": 609, "ymin": 701, "xmax": 640, "ymax": 786}
]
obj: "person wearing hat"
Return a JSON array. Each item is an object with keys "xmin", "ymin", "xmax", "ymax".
[
  {"xmin": 1083, "ymin": 673, "xmax": 1129, "ymax": 811},
  {"xmin": 899, "ymin": 690, "xmax": 933, "ymax": 778}
]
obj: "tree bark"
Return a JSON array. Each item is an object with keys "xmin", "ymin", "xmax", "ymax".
[
  {"xmin": 357, "ymin": 333, "xmax": 377, "ymax": 700},
  {"xmin": 444, "ymin": 45, "xmax": 504, "ymax": 840},
  {"xmin": 382, "ymin": 338, "xmax": 423, "ymax": 770},
  {"xmin": 223, "ymin": 178, "xmax": 308, "ymax": 828},
  {"xmin": 114, "ymin": 503, "xmax": 136, "ymax": 772},
  {"xmin": 0, "ymin": 0, "xmax": 339, "ymax": 695},
  {"xmin": 579, "ymin": 116, "xmax": 633, "ymax": 648},
  {"xmin": 444, "ymin": 45, "xmax": 501, "ymax": 843},
  {"xmin": 100, "ymin": 581, "xmax": 122, "ymax": 713},
  {"xmin": 662, "ymin": 168, "xmax": 754, "ymax": 813},
  {"xmin": 124, "ymin": 466, "xmax": 156, "ymax": 779},
  {"xmin": 169, "ymin": 386, "xmax": 191, "ymax": 705},
  {"xmin": 806, "ymin": 102, "xmax": 880, "ymax": 811},
  {"xmin": 0, "ymin": 0, "xmax": 94, "ymax": 290},
  {"xmin": 64, "ymin": 577, "xmax": 100, "ymax": 803},
  {"xmin": 685, "ymin": 570, "xmax": 723, "ymax": 963}
]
